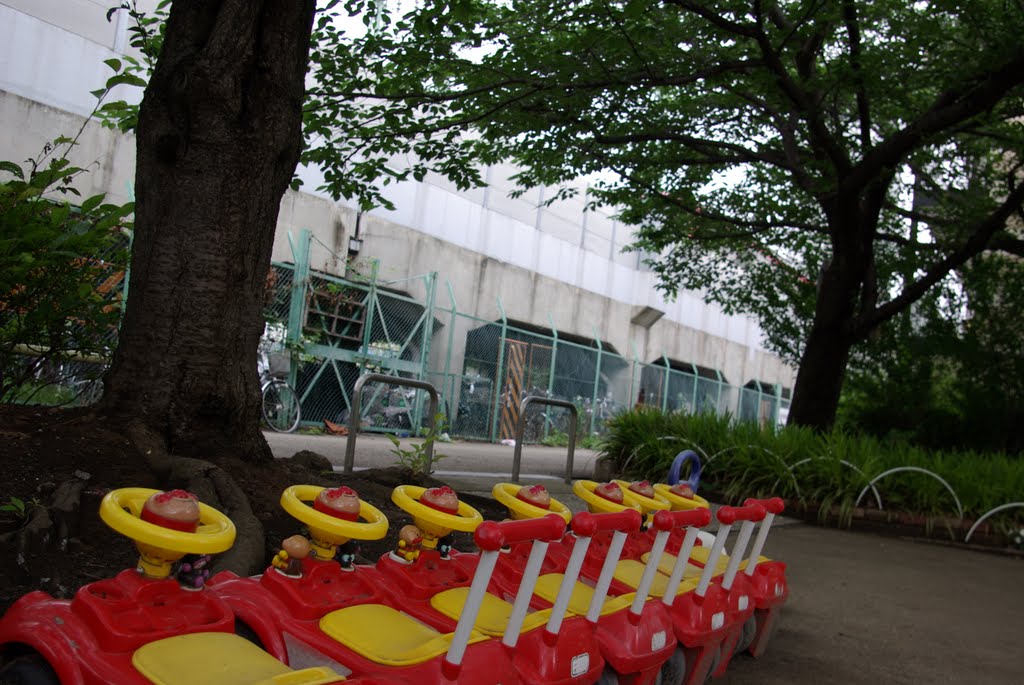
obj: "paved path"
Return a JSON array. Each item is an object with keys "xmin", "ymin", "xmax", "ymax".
[
  {"xmin": 265, "ymin": 431, "xmax": 600, "ymax": 483},
  {"xmin": 266, "ymin": 431, "xmax": 1024, "ymax": 684},
  {"xmin": 720, "ymin": 525, "xmax": 1023, "ymax": 684}
]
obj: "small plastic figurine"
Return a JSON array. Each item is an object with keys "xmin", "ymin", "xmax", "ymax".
[
  {"xmin": 516, "ymin": 484, "xmax": 552, "ymax": 509},
  {"xmin": 271, "ymin": 534, "xmax": 312, "ymax": 577},
  {"xmin": 337, "ymin": 540, "xmax": 360, "ymax": 570},
  {"xmin": 437, "ymin": 534, "xmax": 454, "ymax": 560},
  {"xmin": 395, "ymin": 524, "xmax": 423, "ymax": 563},
  {"xmin": 593, "ymin": 481, "xmax": 625, "ymax": 504},
  {"xmin": 628, "ymin": 480, "xmax": 655, "ymax": 499},
  {"xmin": 176, "ymin": 554, "xmax": 212, "ymax": 589}
]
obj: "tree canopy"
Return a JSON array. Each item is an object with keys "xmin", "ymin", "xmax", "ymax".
[{"xmin": 303, "ymin": 0, "xmax": 1024, "ymax": 428}]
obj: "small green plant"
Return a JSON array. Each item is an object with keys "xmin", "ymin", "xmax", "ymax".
[
  {"xmin": 541, "ymin": 430, "xmax": 570, "ymax": 448},
  {"xmin": 0, "ymin": 496, "xmax": 27, "ymax": 518},
  {"xmin": 388, "ymin": 413, "xmax": 449, "ymax": 475}
]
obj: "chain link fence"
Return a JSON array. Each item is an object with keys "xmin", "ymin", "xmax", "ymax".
[
  {"xmin": 18, "ymin": 226, "xmax": 787, "ymax": 436},
  {"xmin": 262, "ymin": 231, "xmax": 788, "ymax": 441}
]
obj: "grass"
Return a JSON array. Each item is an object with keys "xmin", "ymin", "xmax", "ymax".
[{"xmin": 601, "ymin": 407, "xmax": 1024, "ymax": 531}]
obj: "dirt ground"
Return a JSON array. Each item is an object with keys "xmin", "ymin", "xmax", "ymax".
[{"xmin": 0, "ymin": 404, "xmax": 506, "ymax": 613}]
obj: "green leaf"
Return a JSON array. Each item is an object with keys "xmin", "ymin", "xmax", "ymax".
[
  {"xmin": 104, "ymin": 58, "xmax": 123, "ymax": 73},
  {"xmin": 0, "ymin": 161, "xmax": 24, "ymax": 180},
  {"xmin": 106, "ymin": 73, "xmax": 148, "ymax": 89},
  {"xmin": 81, "ymin": 194, "xmax": 106, "ymax": 214}
]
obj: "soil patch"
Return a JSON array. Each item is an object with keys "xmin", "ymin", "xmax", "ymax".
[{"xmin": 0, "ymin": 405, "xmax": 506, "ymax": 614}]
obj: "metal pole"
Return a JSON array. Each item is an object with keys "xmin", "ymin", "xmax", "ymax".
[
  {"xmin": 590, "ymin": 328, "xmax": 602, "ymax": 435},
  {"xmin": 489, "ymin": 297, "xmax": 508, "ymax": 443},
  {"xmin": 629, "ymin": 340, "xmax": 640, "ymax": 408},
  {"xmin": 286, "ymin": 229, "xmax": 312, "ymax": 391},
  {"xmin": 413, "ymin": 272, "xmax": 437, "ymax": 431},
  {"xmin": 544, "ymin": 313, "xmax": 558, "ymax": 441},
  {"xmin": 690, "ymin": 362, "xmax": 699, "ymax": 414},
  {"xmin": 441, "ymin": 281, "xmax": 458, "ymax": 425},
  {"xmin": 512, "ymin": 396, "xmax": 577, "ymax": 483},
  {"xmin": 344, "ymin": 373, "xmax": 440, "ymax": 473},
  {"xmin": 661, "ymin": 353, "xmax": 671, "ymax": 413},
  {"xmin": 715, "ymin": 370, "xmax": 724, "ymax": 417}
]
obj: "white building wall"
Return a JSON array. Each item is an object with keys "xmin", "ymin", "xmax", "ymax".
[{"xmin": 0, "ymin": 1, "xmax": 796, "ymax": 391}]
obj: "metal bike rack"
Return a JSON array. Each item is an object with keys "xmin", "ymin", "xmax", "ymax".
[
  {"xmin": 512, "ymin": 396, "xmax": 577, "ymax": 484},
  {"xmin": 343, "ymin": 373, "xmax": 441, "ymax": 474}
]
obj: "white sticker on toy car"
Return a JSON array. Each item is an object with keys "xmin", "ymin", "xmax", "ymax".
[
  {"xmin": 738, "ymin": 595, "xmax": 749, "ymax": 611},
  {"xmin": 571, "ymin": 653, "xmax": 590, "ymax": 677},
  {"xmin": 652, "ymin": 630, "xmax": 667, "ymax": 651},
  {"xmin": 711, "ymin": 612, "xmax": 725, "ymax": 630}
]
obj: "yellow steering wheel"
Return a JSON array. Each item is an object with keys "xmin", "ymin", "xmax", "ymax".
[
  {"xmin": 391, "ymin": 485, "xmax": 483, "ymax": 550},
  {"xmin": 99, "ymin": 487, "xmax": 236, "ymax": 579},
  {"xmin": 573, "ymin": 480, "xmax": 643, "ymax": 515},
  {"xmin": 613, "ymin": 480, "xmax": 672, "ymax": 516},
  {"xmin": 280, "ymin": 485, "xmax": 388, "ymax": 561},
  {"xmin": 492, "ymin": 483, "xmax": 572, "ymax": 524},
  {"xmin": 652, "ymin": 483, "xmax": 711, "ymax": 511}
]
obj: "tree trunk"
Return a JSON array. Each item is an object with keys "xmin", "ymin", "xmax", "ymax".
[
  {"xmin": 787, "ymin": 318, "xmax": 854, "ymax": 430},
  {"xmin": 787, "ymin": 211, "xmax": 871, "ymax": 430},
  {"xmin": 102, "ymin": 1, "xmax": 316, "ymax": 462}
]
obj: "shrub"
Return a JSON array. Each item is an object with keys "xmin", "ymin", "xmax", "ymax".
[{"xmin": 0, "ymin": 148, "xmax": 133, "ymax": 402}]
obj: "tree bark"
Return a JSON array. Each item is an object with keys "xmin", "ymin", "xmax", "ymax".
[
  {"xmin": 787, "ymin": 209, "xmax": 869, "ymax": 430},
  {"xmin": 102, "ymin": 1, "xmax": 316, "ymax": 462}
]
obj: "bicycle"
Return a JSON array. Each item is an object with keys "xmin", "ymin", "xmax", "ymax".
[{"xmin": 258, "ymin": 338, "xmax": 301, "ymax": 433}]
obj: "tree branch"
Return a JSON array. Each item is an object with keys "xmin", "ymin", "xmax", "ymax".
[
  {"xmin": 843, "ymin": 48, "xmax": 1024, "ymax": 194},
  {"xmin": 854, "ymin": 180, "xmax": 1024, "ymax": 337},
  {"xmin": 841, "ymin": 0, "xmax": 872, "ymax": 150}
]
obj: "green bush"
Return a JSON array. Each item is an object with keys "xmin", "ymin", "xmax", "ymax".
[
  {"xmin": 0, "ymin": 148, "xmax": 133, "ymax": 402},
  {"xmin": 601, "ymin": 407, "xmax": 1024, "ymax": 529}
]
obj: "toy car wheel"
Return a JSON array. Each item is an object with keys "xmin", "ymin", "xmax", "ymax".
[
  {"xmin": 595, "ymin": 667, "xmax": 620, "ymax": 685},
  {"xmin": 736, "ymin": 615, "xmax": 757, "ymax": 656},
  {"xmin": 658, "ymin": 647, "xmax": 687, "ymax": 685},
  {"xmin": 0, "ymin": 654, "xmax": 60, "ymax": 685},
  {"xmin": 705, "ymin": 645, "xmax": 722, "ymax": 684}
]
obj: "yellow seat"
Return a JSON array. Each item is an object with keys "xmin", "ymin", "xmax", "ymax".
[
  {"xmin": 132, "ymin": 632, "xmax": 342, "ymax": 685},
  {"xmin": 612, "ymin": 560, "xmax": 699, "ymax": 598},
  {"xmin": 638, "ymin": 552, "xmax": 707, "ymax": 578},
  {"xmin": 687, "ymin": 546, "xmax": 766, "ymax": 572},
  {"xmin": 533, "ymin": 574, "xmax": 637, "ymax": 616},
  {"xmin": 430, "ymin": 588, "xmax": 552, "ymax": 636},
  {"xmin": 319, "ymin": 604, "xmax": 489, "ymax": 667}
]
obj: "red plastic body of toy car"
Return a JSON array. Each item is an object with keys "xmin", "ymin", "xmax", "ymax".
[{"xmin": 209, "ymin": 513, "xmax": 611, "ymax": 685}]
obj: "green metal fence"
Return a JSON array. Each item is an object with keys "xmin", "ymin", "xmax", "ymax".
[{"xmin": 268, "ymin": 229, "xmax": 789, "ymax": 441}]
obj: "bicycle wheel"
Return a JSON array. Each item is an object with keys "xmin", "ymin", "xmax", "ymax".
[{"xmin": 262, "ymin": 380, "xmax": 301, "ymax": 433}]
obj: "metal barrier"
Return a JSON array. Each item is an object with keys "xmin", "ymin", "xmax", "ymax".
[
  {"xmin": 512, "ymin": 396, "xmax": 577, "ymax": 483},
  {"xmin": 344, "ymin": 373, "xmax": 441, "ymax": 473}
]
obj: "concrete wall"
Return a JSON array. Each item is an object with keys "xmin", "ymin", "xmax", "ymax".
[{"xmin": 0, "ymin": 1, "xmax": 797, "ymax": 393}]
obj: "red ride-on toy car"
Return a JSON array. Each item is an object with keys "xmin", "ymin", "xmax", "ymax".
[
  {"xmin": 486, "ymin": 484, "xmax": 694, "ymax": 685},
  {"xmin": 208, "ymin": 484, "xmax": 613, "ymax": 685},
  {"xmin": 648, "ymin": 491, "xmax": 788, "ymax": 661},
  {"xmin": 381, "ymin": 484, "xmax": 610, "ymax": 685},
  {"xmin": 0, "ymin": 487, "xmax": 364, "ymax": 685},
  {"xmin": 565, "ymin": 482, "xmax": 768, "ymax": 685}
]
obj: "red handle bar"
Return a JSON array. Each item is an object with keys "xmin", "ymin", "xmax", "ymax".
[
  {"xmin": 717, "ymin": 502, "xmax": 766, "ymax": 525},
  {"xmin": 743, "ymin": 497, "xmax": 784, "ymax": 515},
  {"xmin": 571, "ymin": 509, "xmax": 643, "ymax": 538},
  {"xmin": 651, "ymin": 507, "xmax": 713, "ymax": 532},
  {"xmin": 474, "ymin": 514, "xmax": 567, "ymax": 551}
]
